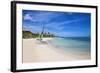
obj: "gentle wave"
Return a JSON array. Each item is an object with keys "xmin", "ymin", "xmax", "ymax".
[{"xmin": 48, "ymin": 37, "xmax": 91, "ymax": 52}]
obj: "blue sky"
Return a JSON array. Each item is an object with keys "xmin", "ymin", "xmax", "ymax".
[{"xmin": 22, "ymin": 10, "xmax": 91, "ymax": 37}]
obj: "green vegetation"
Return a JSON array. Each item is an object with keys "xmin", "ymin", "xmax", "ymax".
[
  {"xmin": 23, "ymin": 31, "xmax": 55, "ymax": 39},
  {"xmin": 23, "ymin": 31, "xmax": 34, "ymax": 38}
]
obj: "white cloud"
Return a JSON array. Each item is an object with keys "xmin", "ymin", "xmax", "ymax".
[
  {"xmin": 24, "ymin": 14, "xmax": 38, "ymax": 22},
  {"xmin": 24, "ymin": 14, "xmax": 32, "ymax": 20}
]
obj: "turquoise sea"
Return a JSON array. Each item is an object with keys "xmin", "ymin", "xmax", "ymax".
[{"xmin": 48, "ymin": 37, "xmax": 91, "ymax": 52}]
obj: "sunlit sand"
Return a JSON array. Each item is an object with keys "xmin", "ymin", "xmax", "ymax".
[{"xmin": 22, "ymin": 38, "xmax": 90, "ymax": 63}]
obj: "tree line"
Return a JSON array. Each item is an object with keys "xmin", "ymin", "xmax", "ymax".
[{"xmin": 23, "ymin": 31, "xmax": 55, "ymax": 39}]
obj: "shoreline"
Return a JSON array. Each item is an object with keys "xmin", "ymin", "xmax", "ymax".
[{"xmin": 22, "ymin": 38, "xmax": 90, "ymax": 63}]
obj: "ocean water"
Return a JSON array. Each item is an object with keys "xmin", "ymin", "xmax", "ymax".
[{"xmin": 48, "ymin": 37, "xmax": 91, "ymax": 52}]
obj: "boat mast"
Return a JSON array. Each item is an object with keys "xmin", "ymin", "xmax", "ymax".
[{"xmin": 40, "ymin": 24, "xmax": 45, "ymax": 40}]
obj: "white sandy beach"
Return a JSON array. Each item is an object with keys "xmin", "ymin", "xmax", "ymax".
[{"xmin": 22, "ymin": 38, "xmax": 90, "ymax": 63}]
